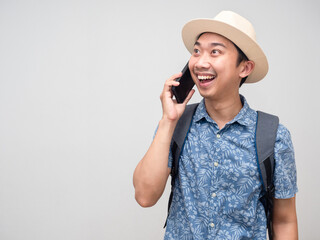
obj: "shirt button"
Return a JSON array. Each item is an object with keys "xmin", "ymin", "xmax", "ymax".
[
  {"xmin": 210, "ymin": 223, "xmax": 215, "ymax": 228},
  {"xmin": 214, "ymin": 162, "xmax": 219, "ymax": 167},
  {"xmin": 211, "ymin": 192, "xmax": 217, "ymax": 198},
  {"xmin": 216, "ymin": 134, "xmax": 221, "ymax": 138}
]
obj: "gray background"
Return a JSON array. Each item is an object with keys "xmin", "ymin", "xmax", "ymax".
[{"xmin": 0, "ymin": 0, "xmax": 319, "ymax": 239}]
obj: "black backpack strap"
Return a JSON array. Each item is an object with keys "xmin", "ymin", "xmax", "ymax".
[
  {"xmin": 255, "ymin": 111, "xmax": 279, "ymax": 240},
  {"xmin": 164, "ymin": 103, "xmax": 199, "ymax": 228}
]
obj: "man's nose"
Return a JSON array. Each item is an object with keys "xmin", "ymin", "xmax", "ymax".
[{"xmin": 195, "ymin": 54, "xmax": 211, "ymax": 69}]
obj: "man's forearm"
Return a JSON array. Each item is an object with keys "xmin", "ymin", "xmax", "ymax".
[{"xmin": 133, "ymin": 118, "xmax": 176, "ymax": 207}]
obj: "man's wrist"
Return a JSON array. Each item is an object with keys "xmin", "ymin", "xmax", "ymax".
[{"xmin": 159, "ymin": 117, "xmax": 178, "ymax": 132}]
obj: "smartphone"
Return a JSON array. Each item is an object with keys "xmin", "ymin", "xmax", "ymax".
[{"xmin": 171, "ymin": 62, "xmax": 195, "ymax": 103}]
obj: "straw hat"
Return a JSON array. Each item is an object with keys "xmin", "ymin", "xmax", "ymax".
[{"xmin": 182, "ymin": 11, "xmax": 268, "ymax": 83}]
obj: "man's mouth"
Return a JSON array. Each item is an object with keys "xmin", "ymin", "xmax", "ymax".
[{"xmin": 197, "ymin": 74, "xmax": 216, "ymax": 83}]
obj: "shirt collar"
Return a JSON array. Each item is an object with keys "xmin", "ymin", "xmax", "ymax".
[
  {"xmin": 193, "ymin": 95, "xmax": 256, "ymax": 127},
  {"xmin": 193, "ymin": 99, "xmax": 212, "ymax": 123}
]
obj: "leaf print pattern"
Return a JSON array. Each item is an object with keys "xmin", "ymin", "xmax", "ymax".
[{"xmin": 164, "ymin": 95, "xmax": 298, "ymax": 240}]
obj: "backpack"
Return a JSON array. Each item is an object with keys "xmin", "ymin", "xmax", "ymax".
[{"xmin": 164, "ymin": 103, "xmax": 279, "ymax": 240}]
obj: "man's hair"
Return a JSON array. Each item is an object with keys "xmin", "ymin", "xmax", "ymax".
[
  {"xmin": 233, "ymin": 43, "xmax": 249, "ymax": 87},
  {"xmin": 196, "ymin": 32, "xmax": 249, "ymax": 87}
]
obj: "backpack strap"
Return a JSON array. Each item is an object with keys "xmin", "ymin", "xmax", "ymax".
[
  {"xmin": 255, "ymin": 111, "xmax": 279, "ymax": 240},
  {"xmin": 164, "ymin": 103, "xmax": 199, "ymax": 228}
]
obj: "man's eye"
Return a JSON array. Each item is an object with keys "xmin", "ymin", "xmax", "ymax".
[
  {"xmin": 193, "ymin": 49, "xmax": 200, "ymax": 54},
  {"xmin": 212, "ymin": 49, "xmax": 219, "ymax": 54}
]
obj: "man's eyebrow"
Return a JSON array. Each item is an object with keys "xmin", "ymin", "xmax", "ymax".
[{"xmin": 194, "ymin": 41, "xmax": 227, "ymax": 48}]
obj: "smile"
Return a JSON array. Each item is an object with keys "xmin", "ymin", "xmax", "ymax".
[{"xmin": 197, "ymin": 74, "xmax": 216, "ymax": 83}]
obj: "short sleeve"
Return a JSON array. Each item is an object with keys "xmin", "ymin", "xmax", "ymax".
[
  {"xmin": 273, "ymin": 124, "xmax": 298, "ymax": 199},
  {"xmin": 153, "ymin": 125, "xmax": 173, "ymax": 169}
]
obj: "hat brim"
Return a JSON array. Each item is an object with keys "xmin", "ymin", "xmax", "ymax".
[{"xmin": 182, "ymin": 19, "xmax": 268, "ymax": 83}]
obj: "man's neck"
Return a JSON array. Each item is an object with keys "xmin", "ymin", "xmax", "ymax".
[{"xmin": 204, "ymin": 94, "xmax": 243, "ymax": 130}]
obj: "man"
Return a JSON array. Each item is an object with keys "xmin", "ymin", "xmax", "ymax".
[{"xmin": 133, "ymin": 11, "xmax": 298, "ymax": 239}]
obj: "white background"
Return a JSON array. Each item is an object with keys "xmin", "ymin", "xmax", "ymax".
[{"xmin": 0, "ymin": 0, "xmax": 319, "ymax": 239}]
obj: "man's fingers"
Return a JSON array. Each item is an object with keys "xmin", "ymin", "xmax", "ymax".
[
  {"xmin": 183, "ymin": 89, "xmax": 195, "ymax": 105},
  {"xmin": 171, "ymin": 72, "xmax": 183, "ymax": 80},
  {"xmin": 163, "ymin": 72, "xmax": 182, "ymax": 92}
]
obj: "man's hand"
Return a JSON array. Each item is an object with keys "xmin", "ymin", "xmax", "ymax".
[{"xmin": 160, "ymin": 72, "xmax": 195, "ymax": 123}]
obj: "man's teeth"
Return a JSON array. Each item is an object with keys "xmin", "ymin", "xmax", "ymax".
[{"xmin": 198, "ymin": 75, "xmax": 215, "ymax": 81}]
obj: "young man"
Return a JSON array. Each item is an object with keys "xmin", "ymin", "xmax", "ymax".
[{"xmin": 133, "ymin": 11, "xmax": 298, "ymax": 239}]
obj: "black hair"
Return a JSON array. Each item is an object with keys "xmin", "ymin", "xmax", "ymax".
[{"xmin": 233, "ymin": 43, "xmax": 249, "ymax": 87}]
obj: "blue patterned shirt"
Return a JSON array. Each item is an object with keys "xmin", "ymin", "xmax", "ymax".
[{"xmin": 164, "ymin": 96, "xmax": 298, "ymax": 240}]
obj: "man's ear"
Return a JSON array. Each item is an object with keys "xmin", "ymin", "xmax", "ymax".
[{"xmin": 239, "ymin": 60, "xmax": 255, "ymax": 78}]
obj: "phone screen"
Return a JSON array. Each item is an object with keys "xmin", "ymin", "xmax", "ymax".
[{"xmin": 171, "ymin": 62, "xmax": 195, "ymax": 103}]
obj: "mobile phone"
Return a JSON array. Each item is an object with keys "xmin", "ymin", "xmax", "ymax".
[{"xmin": 171, "ymin": 62, "xmax": 195, "ymax": 103}]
